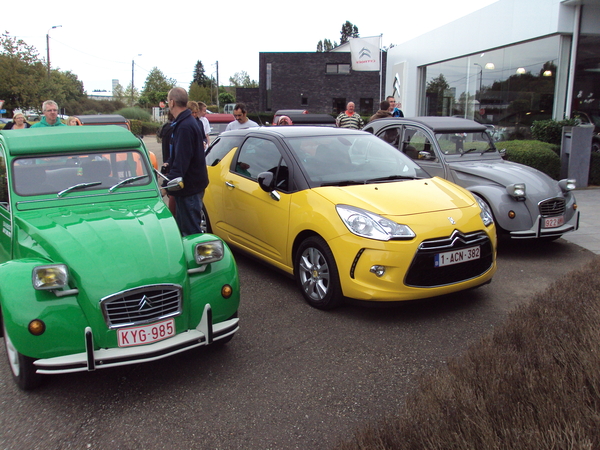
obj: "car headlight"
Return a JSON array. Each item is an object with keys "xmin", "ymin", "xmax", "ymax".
[
  {"xmin": 506, "ymin": 183, "xmax": 526, "ymax": 200},
  {"xmin": 195, "ymin": 240, "xmax": 224, "ymax": 265},
  {"xmin": 474, "ymin": 195, "xmax": 494, "ymax": 227},
  {"xmin": 32, "ymin": 264, "xmax": 68, "ymax": 290},
  {"xmin": 336, "ymin": 205, "xmax": 415, "ymax": 241},
  {"xmin": 558, "ymin": 178, "xmax": 576, "ymax": 192}
]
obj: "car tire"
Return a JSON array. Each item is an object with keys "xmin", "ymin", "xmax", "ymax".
[
  {"xmin": 200, "ymin": 207, "xmax": 212, "ymax": 233},
  {"xmin": 294, "ymin": 236, "xmax": 343, "ymax": 310},
  {"xmin": 2, "ymin": 321, "xmax": 42, "ymax": 390}
]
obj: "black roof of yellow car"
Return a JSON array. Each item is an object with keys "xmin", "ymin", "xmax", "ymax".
[{"xmin": 0, "ymin": 125, "xmax": 141, "ymax": 157}]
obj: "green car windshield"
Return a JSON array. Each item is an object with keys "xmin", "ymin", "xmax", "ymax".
[{"xmin": 12, "ymin": 150, "xmax": 151, "ymax": 196}]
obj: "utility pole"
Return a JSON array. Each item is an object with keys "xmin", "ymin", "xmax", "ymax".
[
  {"xmin": 46, "ymin": 25, "xmax": 62, "ymax": 78},
  {"xmin": 131, "ymin": 54, "xmax": 142, "ymax": 106},
  {"xmin": 216, "ymin": 61, "xmax": 220, "ymax": 112}
]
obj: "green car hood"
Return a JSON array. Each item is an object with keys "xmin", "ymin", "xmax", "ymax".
[{"xmin": 14, "ymin": 198, "xmax": 187, "ymax": 296}]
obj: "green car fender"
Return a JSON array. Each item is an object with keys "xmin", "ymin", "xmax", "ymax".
[
  {"xmin": 182, "ymin": 234, "xmax": 240, "ymax": 325},
  {"xmin": 0, "ymin": 259, "xmax": 89, "ymax": 359}
]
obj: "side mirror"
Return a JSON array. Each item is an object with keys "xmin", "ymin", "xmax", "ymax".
[
  {"xmin": 418, "ymin": 151, "xmax": 435, "ymax": 161},
  {"xmin": 257, "ymin": 172, "xmax": 274, "ymax": 193}
]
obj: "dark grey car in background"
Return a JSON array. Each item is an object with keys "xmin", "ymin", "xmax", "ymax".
[{"xmin": 365, "ymin": 117, "xmax": 580, "ymax": 240}]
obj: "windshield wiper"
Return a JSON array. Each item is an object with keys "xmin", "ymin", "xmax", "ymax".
[
  {"xmin": 320, "ymin": 180, "xmax": 365, "ymax": 187},
  {"xmin": 109, "ymin": 175, "xmax": 148, "ymax": 193},
  {"xmin": 366, "ymin": 175, "xmax": 415, "ymax": 183},
  {"xmin": 57, "ymin": 182, "xmax": 102, "ymax": 197}
]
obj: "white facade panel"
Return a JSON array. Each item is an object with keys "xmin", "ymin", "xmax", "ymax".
[{"xmin": 386, "ymin": 0, "xmax": 579, "ymax": 116}]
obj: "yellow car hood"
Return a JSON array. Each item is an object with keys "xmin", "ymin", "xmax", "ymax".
[{"xmin": 312, "ymin": 177, "xmax": 475, "ymax": 217}]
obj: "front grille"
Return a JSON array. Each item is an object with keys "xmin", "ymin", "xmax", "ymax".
[
  {"xmin": 405, "ymin": 230, "xmax": 493, "ymax": 288},
  {"xmin": 539, "ymin": 198, "xmax": 565, "ymax": 217},
  {"xmin": 101, "ymin": 284, "xmax": 183, "ymax": 329}
]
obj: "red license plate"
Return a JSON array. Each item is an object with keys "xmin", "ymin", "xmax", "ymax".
[
  {"xmin": 544, "ymin": 216, "xmax": 564, "ymax": 228},
  {"xmin": 117, "ymin": 318, "xmax": 175, "ymax": 347}
]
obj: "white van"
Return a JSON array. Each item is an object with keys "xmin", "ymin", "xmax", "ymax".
[{"xmin": 223, "ymin": 103, "xmax": 236, "ymax": 114}]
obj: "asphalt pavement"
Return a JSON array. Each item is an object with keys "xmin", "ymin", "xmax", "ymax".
[{"xmin": 0, "ymin": 136, "xmax": 597, "ymax": 450}]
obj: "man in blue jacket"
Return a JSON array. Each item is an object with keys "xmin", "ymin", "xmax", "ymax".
[{"xmin": 164, "ymin": 87, "xmax": 208, "ymax": 236}]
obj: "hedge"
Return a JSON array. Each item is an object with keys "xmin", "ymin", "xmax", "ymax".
[{"xmin": 498, "ymin": 140, "xmax": 561, "ymax": 180}]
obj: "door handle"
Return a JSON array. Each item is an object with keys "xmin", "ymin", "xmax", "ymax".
[{"xmin": 225, "ymin": 181, "xmax": 235, "ymax": 188}]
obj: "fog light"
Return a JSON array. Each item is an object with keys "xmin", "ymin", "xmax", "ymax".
[
  {"xmin": 370, "ymin": 265, "xmax": 386, "ymax": 277},
  {"xmin": 508, "ymin": 210, "xmax": 516, "ymax": 219},
  {"xmin": 221, "ymin": 284, "xmax": 233, "ymax": 299},
  {"xmin": 28, "ymin": 320, "xmax": 46, "ymax": 336}
]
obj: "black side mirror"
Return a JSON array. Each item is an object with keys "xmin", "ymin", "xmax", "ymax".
[{"xmin": 257, "ymin": 171, "xmax": 274, "ymax": 192}]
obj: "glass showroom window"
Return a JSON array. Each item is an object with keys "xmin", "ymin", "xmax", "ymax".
[{"xmin": 424, "ymin": 36, "xmax": 560, "ymax": 139}]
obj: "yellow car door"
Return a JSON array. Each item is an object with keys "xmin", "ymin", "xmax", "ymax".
[{"xmin": 220, "ymin": 137, "xmax": 292, "ymax": 268}]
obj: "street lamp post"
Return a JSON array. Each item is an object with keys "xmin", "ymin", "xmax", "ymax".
[
  {"xmin": 131, "ymin": 54, "xmax": 142, "ymax": 106},
  {"xmin": 473, "ymin": 63, "xmax": 483, "ymax": 105},
  {"xmin": 46, "ymin": 25, "xmax": 62, "ymax": 78}
]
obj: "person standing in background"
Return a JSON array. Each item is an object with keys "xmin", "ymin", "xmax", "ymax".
[
  {"xmin": 2, "ymin": 112, "xmax": 30, "ymax": 130},
  {"xmin": 336, "ymin": 102, "xmax": 364, "ymax": 129},
  {"xmin": 387, "ymin": 96, "xmax": 404, "ymax": 117},
  {"xmin": 31, "ymin": 100, "xmax": 66, "ymax": 127}
]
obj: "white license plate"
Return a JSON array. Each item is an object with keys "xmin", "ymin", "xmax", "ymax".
[
  {"xmin": 434, "ymin": 246, "xmax": 480, "ymax": 267},
  {"xmin": 117, "ymin": 318, "xmax": 175, "ymax": 348},
  {"xmin": 544, "ymin": 216, "xmax": 564, "ymax": 228}
]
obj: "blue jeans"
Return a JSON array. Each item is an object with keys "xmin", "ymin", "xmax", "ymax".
[{"xmin": 174, "ymin": 192, "xmax": 204, "ymax": 236}]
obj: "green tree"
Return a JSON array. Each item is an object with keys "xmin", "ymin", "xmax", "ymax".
[
  {"xmin": 191, "ymin": 60, "xmax": 209, "ymax": 88},
  {"xmin": 218, "ymin": 92, "xmax": 235, "ymax": 106},
  {"xmin": 340, "ymin": 21, "xmax": 359, "ymax": 45},
  {"xmin": 41, "ymin": 69, "xmax": 85, "ymax": 107},
  {"xmin": 189, "ymin": 82, "xmax": 212, "ymax": 105},
  {"xmin": 139, "ymin": 67, "xmax": 177, "ymax": 107},
  {"xmin": 228, "ymin": 71, "xmax": 258, "ymax": 88},
  {"xmin": 112, "ymin": 83, "xmax": 126, "ymax": 103},
  {"xmin": 0, "ymin": 31, "xmax": 46, "ymax": 112},
  {"xmin": 124, "ymin": 82, "xmax": 140, "ymax": 107},
  {"xmin": 317, "ymin": 40, "xmax": 323, "ymax": 52}
]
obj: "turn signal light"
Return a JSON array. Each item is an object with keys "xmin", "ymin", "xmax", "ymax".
[
  {"xmin": 28, "ymin": 320, "xmax": 46, "ymax": 336},
  {"xmin": 221, "ymin": 284, "xmax": 233, "ymax": 299}
]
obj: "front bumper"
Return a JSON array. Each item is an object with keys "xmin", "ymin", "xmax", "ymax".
[
  {"xmin": 330, "ymin": 229, "xmax": 497, "ymax": 302},
  {"xmin": 33, "ymin": 304, "xmax": 238, "ymax": 375},
  {"xmin": 509, "ymin": 210, "xmax": 580, "ymax": 239}
]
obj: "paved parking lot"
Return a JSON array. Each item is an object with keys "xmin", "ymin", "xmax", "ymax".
[{"xmin": 0, "ymin": 136, "xmax": 597, "ymax": 450}]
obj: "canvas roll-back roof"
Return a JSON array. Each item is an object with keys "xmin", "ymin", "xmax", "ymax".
[{"xmin": 0, "ymin": 126, "xmax": 141, "ymax": 156}]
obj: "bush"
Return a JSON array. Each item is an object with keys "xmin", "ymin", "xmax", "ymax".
[
  {"xmin": 589, "ymin": 152, "xmax": 600, "ymax": 185},
  {"xmin": 129, "ymin": 119, "xmax": 142, "ymax": 137},
  {"xmin": 531, "ymin": 119, "xmax": 578, "ymax": 145},
  {"xmin": 115, "ymin": 107, "xmax": 152, "ymax": 122},
  {"xmin": 498, "ymin": 140, "xmax": 561, "ymax": 179},
  {"xmin": 141, "ymin": 121, "xmax": 160, "ymax": 136}
]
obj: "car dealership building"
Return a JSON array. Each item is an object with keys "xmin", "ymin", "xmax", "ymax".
[{"xmin": 386, "ymin": 0, "xmax": 600, "ymax": 129}]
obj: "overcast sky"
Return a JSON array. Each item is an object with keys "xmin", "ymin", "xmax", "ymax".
[{"xmin": 4, "ymin": 0, "xmax": 498, "ymax": 94}]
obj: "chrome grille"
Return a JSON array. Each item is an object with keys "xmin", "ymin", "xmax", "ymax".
[
  {"xmin": 101, "ymin": 284, "xmax": 183, "ymax": 329},
  {"xmin": 539, "ymin": 198, "xmax": 565, "ymax": 217}
]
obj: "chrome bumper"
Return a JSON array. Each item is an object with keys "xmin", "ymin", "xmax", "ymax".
[
  {"xmin": 34, "ymin": 304, "xmax": 238, "ymax": 375},
  {"xmin": 509, "ymin": 210, "xmax": 580, "ymax": 239}
]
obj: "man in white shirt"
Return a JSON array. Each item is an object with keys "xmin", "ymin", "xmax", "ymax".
[
  {"xmin": 225, "ymin": 103, "xmax": 259, "ymax": 131},
  {"xmin": 198, "ymin": 101, "xmax": 211, "ymax": 146}
]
